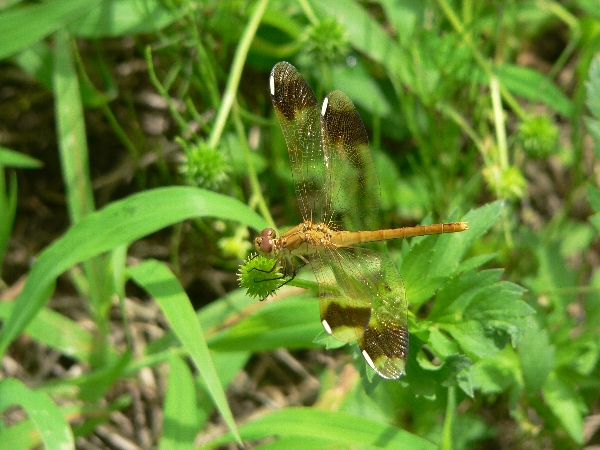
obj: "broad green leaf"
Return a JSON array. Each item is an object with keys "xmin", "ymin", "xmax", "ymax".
[
  {"xmin": 208, "ymin": 294, "xmax": 321, "ymax": 352},
  {"xmin": 378, "ymin": 0, "xmax": 422, "ymax": 43},
  {"xmin": 542, "ymin": 372, "xmax": 586, "ymax": 444},
  {"xmin": 403, "ymin": 335, "xmax": 471, "ymax": 399},
  {"xmin": 332, "ymin": 64, "xmax": 392, "ymax": 117},
  {"xmin": 0, "ymin": 378, "xmax": 75, "ymax": 450},
  {"xmin": 456, "ymin": 253, "xmax": 497, "ymax": 273},
  {"xmin": 471, "ymin": 347, "xmax": 522, "ymax": 396},
  {"xmin": 0, "ymin": 418, "xmax": 39, "ymax": 450},
  {"xmin": 456, "ymin": 63, "xmax": 573, "ymax": 116},
  {"xmin": 428, "ymin": 269, "xmax": 504, "ymax": 322},
  {"xmin": 402, "ymin": 202, "xmax": 502, "ymax": 310},
  {"xmin": 204, "ymin": 407, "xmax": 437, "ymax": 449},
  {"xmin": 0, "ymin": 187, "xmax": 267, "ymax": 356},
  {"xmin": 314, "ymin": 0, "xmax": 413, "ymax": 86},
  {"xmin": 198, "ymin": 288, "xmax": 257, "ymax": 331},
  {"xmin": 159, "ymin": 355, "xmax": 198, "ymax": 450},
  {"xmin": 461, "ymin": 281, "xmax": 532, "ymax": 347},
  {"xmin": 427, "ymin": 201, "xmax": 503, "ymax": 278},
  {"xmin": 464, "ymin": 282, "xmax": 531, "ymax": 322},
  {"xmin": 0, "ymin": 0, "xmax": 104, "ymax": 59},
  {"xmin": 68, "ymin": 0, "xmax": 183, "ymax": 38},
  {"xmin": 528, "ymin": 241, "xmax": 577, "ymax": 323},
  {"xmin": 128, "ymin": 260, "xmax": 241, "ymax": 443},
  {"xmin": 401, "ymin": 234, "xmax": 444, "ymax": 309},
  {"xmin": 443, "ymin": 321, "xmax": 502, "ymax": 359},
  {"xmin": 555, "ymin": 338, "xmax": 600, "ymax": 377},
  {"xmin": 517, "ymin": 317, "xmax": 555, "ymax": 392},
  {"xmin": 497, "ymin": 64, "xmax": 573, "ymax": 117}
]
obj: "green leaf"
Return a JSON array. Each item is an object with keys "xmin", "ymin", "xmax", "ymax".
[
  {"xmin": 78, "ymin": 351, "xmax": 132, "ymax": 402},
  {"xmin": 128, "ymin": 259, "xmax": 241, "ymax": 444},
  {"xmin": 428, "ymin": 201, "xmax": 504, "ymax": 278},
  {"xmin": 586, "ymin": 57, "xmax": 600, "ymax": 119},
  {"xmin": 429, "ymin": 274, "xmax": 530, "ymax": 360},
  {"xmin": 443, "ymin": 321, "xmax": 504, "ymax": 359},
  {"xmin": 0, "ymin": 146, "xmax": 43, "ymax": 168},
  {"xmin": 497, "ymin": 64, "xmax": 573, "ymax": 117},
  {"xmin": 464, "ymin": 282, "xmax": 531, "ymax": 323},
  {"xmin": 527, "ymin": 241, "xmax": 577, "ymax": 322},
  {"xmin": 314, "ymin": 0, "xmax": 413, "ymax": 86},
  {"xmin": 588, "ymin": 185, "xmax": 600, "ymax": 213},
  {"xmin": 428, "ymin": 269, "xmax": 504, "ymax": 322},
  {"xmin": 331, "ymin": 64, "xmax": 392, "ymax": 117},
  {"xmin": 518, "ymin": 317, "xmax": 556, "ymax": 392},
  {"xmin": 0, "ymin": 378, "xmax": 75, "ymax": 450},
  {"xmin": 401, "ymin": 202, "xmax": 502, "ymax": 310},
  {"xmin": 470, "ymin": 346, "xmax": 522, "ymax": 397},
  {"xmin": 401, "ymin": 234, "xmax": 445, "ymax": 309},
  {"xmin": 0, "ymin": 418, "xmax": 40, "ymax": 449},
  {"xmin": 68, "ymin": 0, "xmax": 182, "ymax": 38},
  {"xmin": 585, "ymin": 117, "xmax": 600, "ymax": 158},
  {"xmin": 0, "ymin": 187, "xmax": 267, "ymax": 355},
  {"xmin": 542, "ymin": 372, "xmax": 586, "ymax": 444},
  {"xmin": 205, "ymin": 407, "xmax": 437, "ymax": 449},
  {"xmin": 0, "ymin": 0, "xmax": 104, "ymax": 59},
  {"xmin": 378, "ymin": 0, "xmax": 422, "ymax": 43},
  {"xmin": 456, "ymin": 63, "xmax": 573, "ymax": 116},
  {"xmin": 53, "ymin": 27, "xmax": 95, "ymax": 223},
  {"xmin": 208, "ymin": 294, "xmax": 321, "ymax": 352},
  {"xmin": 160, "ymin": 355, "xmax": 198, "ymax": 450},
  {"xmin": 403, "ymin": 335, "xmax": 472, "ymax": 399}
]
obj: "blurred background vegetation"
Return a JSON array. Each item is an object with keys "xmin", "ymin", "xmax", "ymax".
[{"xmin": 0, "ymin": 0, "xmax": 599, "ymax": 449}]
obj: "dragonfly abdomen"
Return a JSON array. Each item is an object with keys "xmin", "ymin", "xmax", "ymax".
[{"xmin": 334, "ymin": 222, "xmax": 469, "ymax": 247}]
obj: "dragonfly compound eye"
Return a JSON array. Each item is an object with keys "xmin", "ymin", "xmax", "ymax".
[{"xmin": 257, "ymin": 228, "xmax": 276, "ymax": 254}]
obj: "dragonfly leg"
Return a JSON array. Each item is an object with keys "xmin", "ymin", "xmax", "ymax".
[{"xmin": 251, "ymin": 257, "xmax": 307, "ymax": 300}]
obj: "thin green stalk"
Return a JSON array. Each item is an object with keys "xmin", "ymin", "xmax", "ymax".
[
  {"xmin": 298, "ymin": 0, "xmax": 318, "ymax": 24},
  {"xmin": 71, "ymin": 43, "xmax": 141, "ymax": 164},
  {"xmin": 435, "ymin": 0, "xmax": 526, "ymax": 119},
  {"xmin": 232, "ymin": 102, "xmax": 276, "ymax": 231},
  {"xmin": 208, "ymin": 0, "xmax": 270, "ymax": 149},
  {"xmin": 287, "ymin": 277, "xmax": 318, "ymax": 295},
  {"xmin": 437, "ymin": 102, "xmax": 486, "ymax": 163},
  {"xmin": 145, "ymin": 46, "xmax": 194, "ymax": 136},
  {"xmin": 184, "ymin": 0, "xmax": 220, "ymax": 109},
  {"xmin": 441, "ymin": 385, "xmax": 456, "ymax": 450},
  {"xmin": 490, "ymin": 76, "xmax": 508, "ymax": 170}
]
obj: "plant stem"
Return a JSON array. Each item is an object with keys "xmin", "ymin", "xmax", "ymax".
[{"xmin": 208, "ymin": 0, "xmax": 270, "ymax": 149}]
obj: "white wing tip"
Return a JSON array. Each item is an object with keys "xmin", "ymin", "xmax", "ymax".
[
  {"xmin": 321, "ymin": 97, "xmax": 329, "ymax": 117},
  {"xmin": 321, "ymin": 319, "xmax": 333, "ymax": 334},
  {"xmin": 269, "ymin": 73, "xmax": 275, "ymax": 96},
  {"xmin": 361, "ymin": 349, "xmax": 377, "ymax": 372}
]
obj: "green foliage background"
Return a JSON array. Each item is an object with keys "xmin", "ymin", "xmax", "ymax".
[{"xmin": 0, "ymin": 0, "xmax": 599, "ymax": 449}]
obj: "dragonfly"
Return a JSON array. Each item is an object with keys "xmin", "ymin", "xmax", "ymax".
[{"xmin": 255, "ymin": 61, "xmax": 469, "ymax": 379}]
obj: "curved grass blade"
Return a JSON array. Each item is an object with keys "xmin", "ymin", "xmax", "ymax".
[
  {"xmin": 0, "ymin": 378, "xmax": 75, "ymax": 450},
  {"xmin": 0, "ymin": 186, "xmax": 267, "ymax": 356},
  {"xmin": 128, "ymin": 259, "xmax": 241, "ymax": 443}
]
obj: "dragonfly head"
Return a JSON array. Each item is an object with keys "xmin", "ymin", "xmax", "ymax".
[{"xmin": 255, "ymin": 228, "xmax": 277, "ymax": 257}]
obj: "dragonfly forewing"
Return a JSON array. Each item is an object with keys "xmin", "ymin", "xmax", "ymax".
[{"xmin": 270, "ymin": 62, "xmax": 327, "ymax": 224}]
